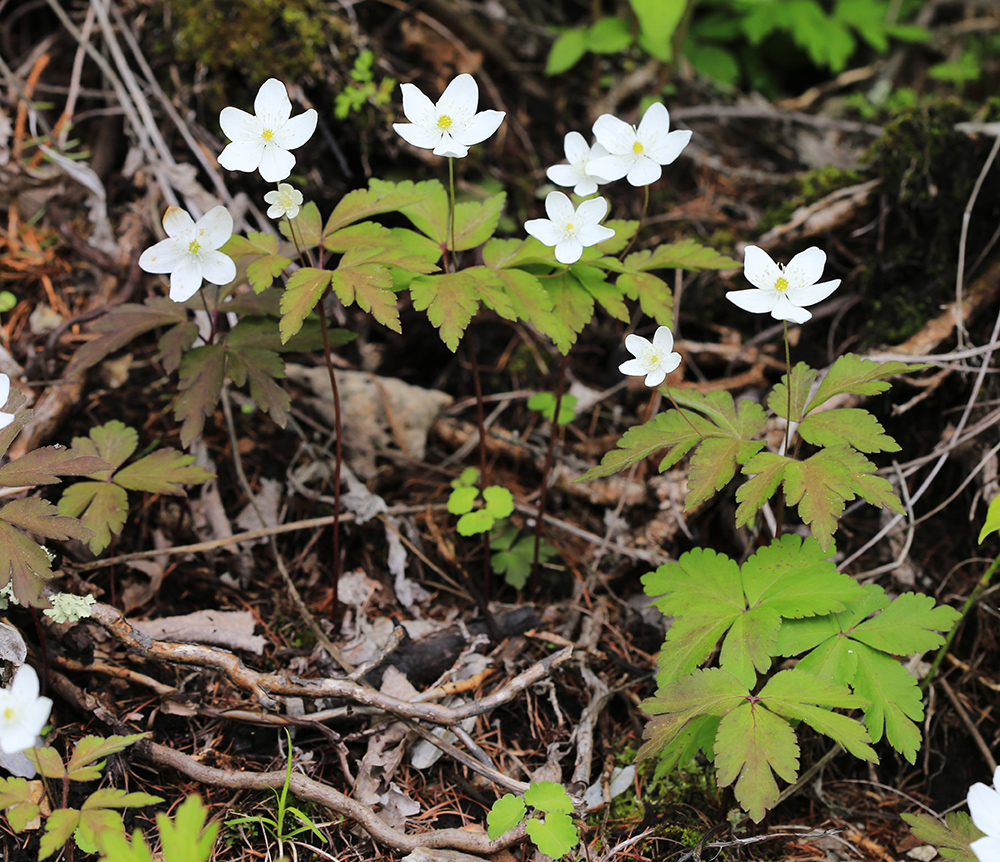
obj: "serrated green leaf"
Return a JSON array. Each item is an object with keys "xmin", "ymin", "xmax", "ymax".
[
  {"xmin": 850, "ymin": 592, "xmax": 960, "ymax": 655},
  {"xmin": 624, "ymin": 239, "xmax": 738, "ymax": 272},
  {"xmin": 0, "ymin": 520, "xmax": 57, "ymax": 607},
  {"xmin": 397, "ymin": 182, "xmax": 450, "ymax": 245},
  {"xmin": 26, "ymin": 746, "xmax": 65, "ymax": 779},
  {"xmin": 70, "ymin": 420, "xmax": 138, "ymax": 476},
  {"xmin": 980, "ymin": 495, "xmax": 1000, "ymax": 543},
  {"xmin": 453, "ymin": 193, "xmax": 505, "ymax": 251},
  {"xmin": 83, "ymin": 788, "xmax": 163, "ymax": 810},
  {"xmin": 687, "ymin": 434, "xmax": 765, "ymax": 510},
  {"xmin": 617, "ymin": 271, "xmax": 673, "ymax": 328},
  {"xmin": 806, "ymin": 355, "xmax": 924, "ymax": 414},
  {"xmin": 39, "ymin": 809, "xmax": 80, "ymax": 860},
  {"xmin": 279, "ymin": 268, "xmax": 333, "ymax": 343},
  {"xmin": 546, "ymin": 27, "xmax": 588, "ymax": 75},
  {"xmin": 1, "ymin": 497, "xmax": 93, "ymax": 541},
  {"xmin": 641, "ymin": 667, "xmax": 747, "ymax": 721},
  {"xmin": 247, "ymin": 252, "xmax": 292, "ymax": 293},
  {"xmin": 225, "ymin": 348, "xmax": 290, "ymax": 428},
  {"xmin": 768, "ymin": 362, "xmax": 816, "ymax": 423},
  {"xmin": 538, "ymin": 271, "xmax": 595, "ymax": 354},
  {"xmin": 592, "ymin": 220, "xmax": 639, "ymax": 256},
  {"xmin": 483, "ymin": 485, "xmax": 514, "ymax": 519},
  {"xmin": 457, "ymin": 509, "xmax": 494, "ymax": 536},
  {"xmin": 324, "ymin": 179, "xmax": 440, "ymax": 236},
  {"xmin": 714, "ymin": 701, "xmax": 798, "ymax": 823},
  {"xmin": 174, "ymin": 345, "xmax": 226, "ymax": 449},
  {"xmin": 527, "ymin": 392, "xmax": 576, "ymax": 425},
  {"xmin": 0, "ymin": 447, "xmax": 110, "ymax": 487},
  {"xmin": 719, "ymin": 606, "xmax": 779, "ymax": 687},
  {"xmin": 0, "ymin": 777, "xmax": 37, "ymax": 832},
  {"xmin": 279, "ymin": 201, "xmax": 322, "ymax": 248},
  {"xmin": 572, "ymin": 263, "xmax": 628, "ymax": 322},
  {"xmin": 487, "ymin": 793, "xmax": 526, "ymax": 839},
  {"xmin": 58, "ymin": 482, "xmax": 128, "ymax": 555},
  {"xmin": 524, "ymin": 781, "xmax": 574, "ymax": 814},
  {"xmin": 114, "ymin": 450, "xmax": 214, "ymax": 495},
  {"xmin": 578, "ymin": 410, "xmax": 703, "ymax": 482},
  {"xmin": 158, "ymin": 794, "xmax": 219, "ymax": 862},
  {"xmin": 902, "ymin": 811, "xmax": 981, "ymax": 862},
  {"xmin": 76, "ymin": 807, "xmax": 127, "ymax": 855},
  {"xmin": 66, "ymin": 733, "xmax": 148, "ymax": 781},
  {"xmin": 482, "ymin": 236, "xmax": 554, "ymax": 270},
  {"xmin": 850, "ymin": 643, "xmax": 923, "ymax": 761},
  {"xmin": 526, "ymin": 811, "xmax": 578, "ymax": 858},
  {"xmin": 798, "ymin": 408, "xmax": 900, "ymax": 453},
  {"xmin": 447, "ymin": 486, "xmax": 478, "ymax": 515},
  {"xmin": 410, "ymin": 269, "xmax": 504, "ymax": 351}
]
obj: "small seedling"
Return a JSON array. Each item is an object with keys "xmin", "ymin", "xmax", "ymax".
[
  {"xmin": 488, "ymin": 781, "xmax": 578, "ymax": 858},
  {"xmin": 447, "ymin": 468, "xmax": 515, "ymax": 536},
  {"xmin": 527, "ymin": 391, "xmax": 577, "ymax": 425}
]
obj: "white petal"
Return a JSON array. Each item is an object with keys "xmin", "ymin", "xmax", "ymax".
[
  {"xmin": 266, "ymin": 204, "xmax": 283, "ymax": 219},
  {"xmin": 576, "ymin": 196, "xmax": 609, "ymax": 225},
  {"xmin": 399, "ymin": 83, "xmax": 437, "ymax": 128},
  {"xmin": 726, "ymin": 288, "xmax": 775, "ymax": 315},
  {"xmin": 162, "ymin": 207, "xmax": 195, "ymax": 238},
  {"xmin": 544, "ymin": 192, "xmax": 575, "ymax": 224},
  {"xmin": 196, "ymin": 206, "xmax": 234, "ymax": 249},
  {"xmin": 743, "ymin": 246, "xmax": 782, "ymax": 290},
  {"xmin": 219, "ymin": 140, "xmax": 264, "ymax": 173},
  {"xmin": 971, "ymin": 836, "xmax": 1000, "ymax": 862},
  {"xmin": 624, "ymin": 333, "xmax": 652, "ymax": 358},
  {"xmin": 255, "ymin": 78, "xmax": 292, "ymax": 121},
  {"xmin": 169, "ymin": 260, "xmax": 204, "ymax": 302},
  {"xmin": 592, "ymin": 113, "xmax": 636, "ymax": 155},
  {"xmin": 619, "ymin": 357, "xmax": 651, "ymax": 377},
  {"xmin": 393, "ymin": 123, "xmax": 443, "ymax": 151},
  {"xmin": 219, "ymin": 107, "xmax": 258, "ymax": 142},
  {"xmin": 139, "ymin": 237, "xmax": 187, "ymax": 274},
  {"xmin": 661, "ymin": 351, "xmax": 682, "ymax": 374},
  {"xmin": 547, "ymin": 164, "xmax": 581, "ymax": 188},
  {"xmin": 971, "ymin": 782, "xmax": 1000, "ymax": 837},
  {"xmin": 0, "ymin": 374, "xmax": 10, "ymax": 407},
  {"xmin": 432, "ymin": 138, "xmax": 469, "ymax": 158},
  {"xmin": 576, "ymin": 224, "xmax": 615, "ymax": 247},
  {"xmin": 275, "ymin": 110, "xmax": 317, "ymax": 149},
  {"xmin": 587, "ymin": 153, "xmax": 631, "ymax": 182},
  {"xmin": 200, "ymin": 251, "xmax": 237, "ymax": 286},
  {"xmin": 524, "ymin": 218, "xmax": 563, "ymax": 247},
  {"xmin": 564, "ymin": 131, "xmax": 590, "ymax": 163},
  {"xmin": 439, "ymin": 74, "xmax": 479, "ymax": 113},
  {"xmin": 785, "ymin": 246, "xmax": 828, "ymax": 288},
  {"xmin": 626, "ymin": 158, "xmax": 662, "ymax": 187},
  {"xmin": 644, "ymin": 129, "xmax": 692, "ymax": 166},
  {"xmin": 258, "ymin": 145, "xmax": 296, "ymax": 182},
  {"xmin": 643, "ymin": 367, "xmax": 667, "ymax": 387},
  {"xmin": 10, "ymin": 665, "xmax": 39, "ymax": 700},
  {"xmin": 449, "ymin": 110, "xmax": 505, "ymax": 146},
  {"xmin": 770, "ymin": 294, "xmax": 811, "ymax": 323},
  {"xmin": 636, "ymin": 102, "xmax": 671, "ymax": 140},
  {"xmin": 787, "ymin": 278, "xmax": 840, "ymax": 308},
  {"xmin": 554, "ymin": 237, "xmax": 584, "ymax": 264},
  {"xmin": 652, "ymin": 326, "xmax": 675, "ymax": 354},
  {"xmin": 573, "ymin": 177, "xmax": 599, "ymax": 196}
]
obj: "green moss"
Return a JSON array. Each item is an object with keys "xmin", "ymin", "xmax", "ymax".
[{"xmin": 757, "ymin": 166, "xmax": 863, "ymax": 235}]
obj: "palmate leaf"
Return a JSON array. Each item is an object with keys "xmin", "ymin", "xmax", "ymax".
[
  {"xmin": 798, "ymin": 408, "xmax": 900, "ymax": 453},
  {"xmin": 174, "ymin": 345, "xmax": 226, "ymax": 448},
  {"xmin": 226, "ymin": 347, "xmax": 290, "ymax": 427},
  {"xmin": 851, "ymin": 592, "xmax": 960, "ymax": 655},
  {"xmin": 330, "ymin": 264, "xmax": 399, "ymax": 333},
  {"xmin": 539, "ymin": 270, "xmax": 595, "ymax": 354},
  {"xmin": 70, "ymin": 420, "xmax": 137, "ymax": 476},
  {"xmin": 0, "ymin": 447, "xmax": 109, "ymax": 487},
  {"xmin": 578, "ymin": 411, "xmax": 704, "ymax": 482},
  {"xmin": 767, "ymin": 362, "xmax": 816, "ymax": 423},
  {"xmin": 66, "ymin": 733, "xmax": 148, "ymax": 781},
  {"xmin": 278, "ymin": 201, "xmax": 322, "ymax": 248},
  {"xmin": 0, "ymin": 776, "xmax": 37, "ymax": 833},
  {"xmin": 805, "ymin": 354, "xmax": 924, "ymax": 414},
  {"xmin": 58, "ymin": 482, "xmax": 127, "ymax": 555},
  {"xmin": 902, "ymin": 811, "xmax": 982, "ymax": 862},
  {"xmin": 623, "ymin": 238, "xmax": 738, "ymax": 272},
  {"xmin": 489, "ymin": 269, "xmax": 556, "ymax": 334},
  {"xmin": 324, "ymin": 178, "xmax": 440, "ymax": 236},
  {"xmin": 158, "ymin": 795, "xmax": 220, "ymax": 862},
  {"xmin": 524, "ymin": 781, "xmax": 574, "ymax": 814},
  {"xmin": 572, "ymin": 263, "xmax": 629, "ymax": 322},
  {"xmin": 1, "ymin": 498, "xmax": 93, "ymax": 541},
  {"xmin": 115, "ymin": 450, "xmax": 214, "ymax": 495},
  {"xmin": 617, "ymin": 271, "xmax": 673, "ymax": 328},
  {"xmin": 453, "ymin": 193, "xmax": 505, "ymax": 251},
  {"xmin": 222, "ymin": 231, "xmax": 292, "ymax": 293},
  {"xmin": 0, "ymin": 519, "xmax": 68, "ymax": 607},
  {"xmin": 980, "ymin": 494, "xmax": 1000, "ymax": 543},
  {"xmin": 482, "ymin": 236, "xmax": 558, "ymax": 270},
  {"xmin": 328, "ymin": 226, "xmax": 440, "ymax": 273},
  {"xmin": 410, "ymin": 268, "xmax": 507, "ymax": 351},
  {"xmin": 279, "ymin": 268, "xmax": 333, "ymax": 343},
  {"xmin": 39, "ymin": 809, "xmax": 80, "ymax": 860}
]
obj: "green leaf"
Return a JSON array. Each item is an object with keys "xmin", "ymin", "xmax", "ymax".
[
  {"xmin": 483, "ymin": 485, "xmax": 514, "ymax": 519},
  {"xmin": 0, "ymin": 497, "xmax": 92, "ymax": 541},
  {"xmin": 279, "ymin": 268, "xmax": 333, "ymax": 343},
  {"xmin": 158, "ymin": 795, "xmax": 219, "ymax": 862},
  {"xmin": 587, "ymin": 16, "xmax": 632, "ymax": 53},
  {"xmin": 526, "ymin": 811, "xmax": 578, "ymax": 858},
  {"xmin": 70, "ymin": 420, "xmax": 137, "ymax": 476},
  {"xmin": 546, "ymin": 27, "xmax": 588, "ymax": 75},
  {"xmin": 980, "ymin": 494, "xmax": 1000, "ymax": 543},
  {"xmin": 225, "ymin": 230, "xmax": 292, "ymax": 292},
  {"xmin": 849, "ymin": 643, "xmax": 923, "ymax": 761},
  {"xmin": 27, "ymin": 746, "xmax": 66, "ymax": 779},
  {"xmin": 527, "ymin": 392, "xmax": 577, "ymax": 425},
  {"xmin": 114, "ymin": 450, "xmax": 214, "ymax": 494},
  {"xmin": 0, "ymin": 447, "xmax": 110, "ymax": 487},
  {"xmin": 457, "ymin": 509, "xmax": 494, "ymax": 536},
  {"xmin": 902, "ymin": 812, "xmax": 982, "ymax": 862},
  {"xmin": 491, "ymin": 530, "xmax": 556, "ymax": 590},
  {"xmin": 617, "ymin": 271, "xmax": 673, "ymax": 328},
  {"xmin": 629, "ymin": 0, "xmax": 687, "ymax": 61},
  {"xmin": 850, "ymin": 592, "xmax": 959, "ymax": 655},
  {"xmin": 0, "ymin": 777, "xmax": 38, "ymax": 832},
  {"xmin": 453, "ymin": 193, "xmax": 506, "ymax": 251},
  {"xmin": 487, "ymin": 794, "xmax": 526, "ymax": 839},
  {"xmin": 482, "ymin": 237, "xmax": 555, "ymax": 270},
  {"xmin": 76, "ymin": 807, "xmax": 128, "ymax": 855},
  {"xmin": 798, "ymin": 408, "xmax": 900, "ymax": 453},
  {"xmin": 66, "ymin": 733, "xmax": 148, "ymax": 782},
  {"xmin": 573, "ymin": 263, "xmax": 629, "ymax": 322},
  {"xmin": 524, "ymin": 781, "xmax": 574, "ymax": 814},
  {"xmin": 624, "ymin": 239, "xmax": 738, "ymax": 272},
  {"xmin": 714, "ymin": 701, "xmax": 798, "ymax": 822},
  {"xmin": 174, "ymin": 346, "xmax": 226, "ymax": 449},
  {"xmin": 225, "ymin": 347, "xmax": 291, "ymax": 429},
  {"xmin": 58, "ymin": 482, "xmax": 128, "ymax": 555},
  {"xmin": 768, "ymin": 362, "xmax": 816, "ymax": 423},
  {"xmin": 538, "ymin": 271, "xmax": 595, "ymax": 354},
  {"xmin": 0, "ymin": 519, "xmax": 59, "ymax": 606},
  {"xmin": 324, "ymin": 179, "xmax": 441, "ymax": 236},
  {"xmin": 805, "ymin": 355, "xmax": 923, "ymax": 414},
  {"xmin": 278, "ymin": 201, "xmax": 322, "ymax": 248},
  {"xmin": 83, "ymin": 788, "xmax": 164, "ymax": 811},
  {"xmin": 39, "ymin": 809, "xmax": 80, "ymax": 860},
  {"xmin": 452, "ymin": 467, "xmax": 479, "ymax": 488},
  {"xmin": 447, "ymin": 486, "xmax": 478, "ymax": 515},
  {"xmin": 411, "ymin": 269, "xmax": 504, "ymax": 351}
]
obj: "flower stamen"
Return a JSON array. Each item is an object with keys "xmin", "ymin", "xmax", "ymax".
[
  {"xmin": 437, "ymin": 114, "xmax": 453, "ymax": 129},
  {"xmin": 775, "ymin": 276, "xmax": 789, "ymax": 292},
  {"xmin": 632, "ymin": 141, "xmax": 644, "ymax": 154}
]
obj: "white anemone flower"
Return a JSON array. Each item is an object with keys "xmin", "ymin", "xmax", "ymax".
[
  {"xmin": 392, "ymin": 74, "xmax": 505, "ymax": 158},
  {"xmin": 726, "ymin": 246, "xmax": 841, "ymax": 325},
  {"xmin": 969, "ymin": 767, "xmax": 1000, "ymax": 862},
  {"xmin": 524, "ymin": 191, "xmax": 616, "ymax": 265},
  {"xmin": 619, "ymin": 326, "xmax": 682, "ymax": 387},
  {"xmin": 264, "ymin": 183, "xmax": 303, "ymax": 220},
  {"xmin": 0, "ymin": 374, "xmax": 15, "ymax": 429},
  {"xmin": 546, "ymin": 131, "xmax": 611, "ymax": 196},
  {"xmin": 0, "ymin": 664, "xmax": 52, "ymax": 754},
  {"xmin": 219, "ymin": 78, "xmax": 318, "ymax": 182},
  {"xmin": 589, "ymin": 102, "xmax": 692, "ymax": 187},
  {"xmin": 138, "ymin": 206, "xmax": 237, "ymax": 303}
]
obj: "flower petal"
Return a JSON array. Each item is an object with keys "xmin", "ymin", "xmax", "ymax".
[
  {"xmin": 624, "ymin": 334, "xmax": 652, "ymax": 357},
  {"xmin": 726, "ymin": 288, "xmax": 776, "ymax": 315},
  {"xmin": 662, "ymin": 351, "xmax": 682, "ymax": 374},
  {"xmin": 971, "ymin": 835, "xmax": 1000, "ymax": 862},
  {"xmin": 162, "ymin": 206, "xmax": 195, "ymax": 238},
  {"xmin": 139, "ymin": 238, "xmax": 187, "ymax": 274},
  {"xmin": 219, "ymin": 107, "xmax": 258, "ymax": 142},
  {"xmin": 275, "ymin": 110, "xmax": 317, "ymax": 149},
  {"xmin": 0, "ymin": 374, "xmax": 10, "ymax": 407},
  {"xmin": 787, "ymin": 278, "xmax": 841, "ymax": 308},
  {"xmin": 564, "ymin": 131, "xmax": 590, "ymax": 163},
  {"xmin": 544, "ymin": 191, "xmax": 575, "ymax": 223},
  {"xmin": 592, "ymin": 113, "xmax": 636, "ymax": 155},
  {"xmin": 432, "ymin": 138, "xmax": 469, "ymax": 158},
  {"xmin": 195, "ymin": 206, "xmax": 234, "ymax": 249},
  {"xmin": 970, "ymin": 782, "xmax": 1000, "ymax": 837},
  {"xmin": 554, "ymin": 237, "xmax": 584, "ymax": 264},
  {"xmin": 10, "ymin": 665, "xmax": 38, "ymax": 700},
  {"xmin": 200, "ymin": 251, "xmax": 237, "ymax": 286},
  {"xmin": 652, "ymin": 325, "xmax": 675, "ymax": 354},
  {"xmin": 393, "ymin": 123, "xmax": 443, "ymax": 151},
  {"xmin": 449, "ymin": 109, "xmax": 505, "ymax": 146},
  {"xmin": 219, "ymin": 140, "xmax": 264, "ymax": 173},
  {"xmin": 547, "ymin": 164, "xmax": 581, "ymax": 188},
  {"xmin": 255, "ymin": 78, "xmax": 292, "ymax": 121},
  {"xmin": 169, "ymin": 260, "xmax": 204, "ymax": 302},
  {"xmin": 439, "ymin": 74, "xmax": 479, "ymax": 113},
  {"xmin": 626, "ymin": 157, "xmax": 662, "ymax": 187},
  {"xmin": 619, "ymin": 357, "xmax": 650, "ymax": 377},
  {"xmin": 587, "ymin": 153, "xmax": 631, "ymax": 182},
  {"xmin": 524, "ymin": 218, "xmax": 563, "ymax": 247},
  {"xmin": 576, "ymin": 196, "xmax": 609, "ymax": 225},
  {"xmin": 770, "ymin": 294, "xmax": 811, "ymax": 323},
  {"xmin": 785, "ymin": 246, "xmax": 827, "ymax": 288},
  {"xmin": 573, "ymin": 177, "xmax": 599, "ymax": 196},
  {"xmin": 258, "ymin": 145, "xmax": 296, "ymax": 182},
  {"xmin": 743, "ymin": 246, "xmax": 781, "ymax": 290},
  {"xmin": 644, "ymin": 366, "xmax": 667, "ymax": 387},
  {"xmin": 399, "ymin": 83, "xmax": 437, "ymax": 128},
  {"xmin": 644, "ymin": 129, "xmax": 692, "ymax": 166},
  {"xmin": 576, "ymin": 224, "xmax": 615, "ymax": 247},
  {"xmin": 636, "ymin": 102, "xmax": 671, "ymax": 140}
]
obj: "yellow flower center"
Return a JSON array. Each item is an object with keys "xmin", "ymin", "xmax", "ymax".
[
  {"xmin": 565, "ymin": 222, "xmax": 575, "ymax": 232},
  {"xmin": 632, "ymin": 141, "xmax": 644, "ymax": 154},
  {"xmin": 437, "ymin": 115, "xmax": 453, "ymax": 130},
  {"xmin": 3, "ymin": 706, "xmax": 14, "ymax": 721},
  {"xmin": 775, "ymin": 276, "xmax": 789, "ymax": 292},
  {"xmin": 262, "ymin": 128, "xmax": 275, "ymax": 141},
  {"xmin": 188, "ymin": 240, "xmax": 201, "ymax": 255}
]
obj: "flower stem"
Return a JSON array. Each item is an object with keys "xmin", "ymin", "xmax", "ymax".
[
  {"xmin": 532, "ymin": 351, "xmax": 570, "ymax": 595},
  {"xmin": 618, "ymin": 184, "xmax": 649, "ymax": 262},
  {"xmin": 467, "ymin": 337, "xmax": 492, "ymax": 600},
  {"xmin": 447, "ymin": 156, "xmax": 457, "ymax": 273},
  {"xmin": 316, "ymin": 296, "xmax": 344, "ymax": 613},
  {"xmin": 773, "ymin": 321, "xmax": 793, "ymax": 539}
]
